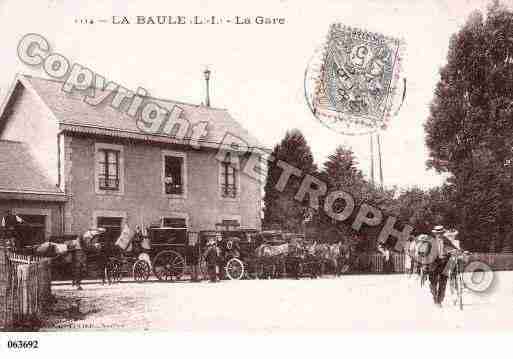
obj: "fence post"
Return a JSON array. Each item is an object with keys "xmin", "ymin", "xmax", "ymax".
[{"xmin": 1, "ymin": 252, "xmax": 52, "ymax": 329}]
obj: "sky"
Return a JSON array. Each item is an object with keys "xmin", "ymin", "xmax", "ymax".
[{"xmin": 0, "ymin": 0, "xmax": 505, "ymax": 190}]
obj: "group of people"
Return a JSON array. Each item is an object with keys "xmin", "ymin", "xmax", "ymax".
[{"xmin": 2, "ymin": 208, "xmax": 466, "ymax": 302}]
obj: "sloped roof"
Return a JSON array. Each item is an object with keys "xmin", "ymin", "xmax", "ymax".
[
  {"xmin": 22, "ymin": 75, "xmax": 262, "ymax": 150},
  {"xmin": 0, "ymin": 140, "xmax": 63, "ymax": 195}
]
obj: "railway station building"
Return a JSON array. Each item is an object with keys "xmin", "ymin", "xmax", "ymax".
[{"xmin": 0, "ymin": 74, "xmax": 263, "ymax": 244}]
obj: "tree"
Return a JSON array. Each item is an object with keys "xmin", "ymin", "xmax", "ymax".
[
  {"xmin": 318, "ymin": 146, "xmax": 365, "ymax": 244},
  {"xmin": 262, "ymin": 129, "xmax": 317, "ymax": 232},
  {"xmin": 394, "ymin": 184, "xmax": 458, "ymax": 236},
  {"xmin": 318, "ymin": 145, "xmax": 397, "ymax": 251},
  {"xmin": 424, "ymin": 1, "xmax": 513, "ymax": 252}
]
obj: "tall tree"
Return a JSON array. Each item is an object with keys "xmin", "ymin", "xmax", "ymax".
[
  {"xmin": 318, "ymin": 146, "xmax": 365, "ymax": 244},
  {"xmin": 263, "ymin": 129, "xmax": 317, "ymax": 232},
  {"xmin": 425, "ymin": 1, "xmax": 513, "ymax": 252},
  {"xmin": 319, "ymin": 145, "xmax": 397, "ymax": 251},
  {"xmin": 394, "ymin": 184, "xmax": 458, "ymax": 236}
]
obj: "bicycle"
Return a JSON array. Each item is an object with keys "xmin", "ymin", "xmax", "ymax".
[{"xmin": 448, "ymin": 250, "xmax": 469, "ymax": 310}]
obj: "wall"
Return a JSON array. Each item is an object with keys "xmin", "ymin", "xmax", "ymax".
[{"xmin": 64, "ymin": 135, "xmax": 262, "ymax": 234}]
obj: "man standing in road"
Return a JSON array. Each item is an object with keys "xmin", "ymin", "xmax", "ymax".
[
  {"xmin": 205, "ymin": 237, "xmax": 219, "ymax": 283},
  {"xmin": 428, "ymin": 225, "xmax": 459, "ymax": 307}
]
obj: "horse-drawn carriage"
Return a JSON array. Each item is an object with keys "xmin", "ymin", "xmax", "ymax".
[
  {"xmin": 197, "ymin": 229, "xmax": 258, "ymax": 280},
  {"xmin": 219, "ymin": 231, "xmax": 328, "ymax": 280},
  {"xmin": 2, "ymin": 208, "xmax": 353, "ymax": 286},
  {"xmin": 106, "ymin": 225, "xmax": 192, "ymax": 282}
]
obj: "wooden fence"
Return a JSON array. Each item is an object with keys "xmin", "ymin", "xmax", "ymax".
[
  {"xmin": 352, "ymin": 253, "xmax": 407, "ymax": 273},
  {"xmin": 1, "ymin": 247, "xmax": 52, "ymax": 330},
  {"xmin": 466, "ymin": 253, "xmax": 513, "ymax": 271},
  {"xmin": 357, "ymin": 252, "xmax": 513, "ymax": 274}
]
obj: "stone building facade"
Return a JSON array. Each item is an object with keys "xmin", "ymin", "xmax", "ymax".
[{"xmin": 0, "ymin": 74, "xmax": 263, "ymax": 243}]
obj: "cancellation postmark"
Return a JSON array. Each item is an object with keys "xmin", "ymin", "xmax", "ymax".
[{"xmin": 305, "ymin": 24, "xmax": 405, "ymax": 136}]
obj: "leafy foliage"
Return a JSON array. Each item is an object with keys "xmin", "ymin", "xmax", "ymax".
[
  {"xmin": 318, "ymin": 145, "xmax": 399, "ymax": 252},
  {"xmin": 425, "ymin": 1, "xmax": 513, "ymax": 252},
  {"xmin": 262, "ymin": 129, "xmax": 317, "ymax": 232}
]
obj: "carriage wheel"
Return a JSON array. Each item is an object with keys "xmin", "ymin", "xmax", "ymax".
[
  {"xmin": 153, "ymin": 250, "xmax": 186, "ymax": 281},
  {"xmin": 106, "ymin": 258, "xmax": 122, "ymax": 283},
  {"xmin": 133, "ymin": 259, "xmax": 150, "ymax": 282},
  {"xmin": 225, "ymin": 258, "xmax": 245, "ymax": 280}
]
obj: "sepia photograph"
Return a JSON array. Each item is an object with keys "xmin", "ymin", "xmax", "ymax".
[{"xmin": 0, "ymin": 0, "xmax": 512, "ymax": 356}]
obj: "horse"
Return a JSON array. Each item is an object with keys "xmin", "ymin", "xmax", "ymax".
[
  {"xmin": 26, "ymin": 228, "xmax": 108, "ymax": 289},
  {"xmin": 297, "ymin": 242, "xmax": 322, "ymax": 278},
  {"xmin": 300, "ymin": 241, "xmax": 350, "ymax": 276},
  {"xmin": 254, "ymin": 242, "xmax": 289, "ymax": 278}
]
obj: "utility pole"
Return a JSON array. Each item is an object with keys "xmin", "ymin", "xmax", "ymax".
[
  {"xmin": 377, "ymin": 132, "xmax": 384, "ymax": 189},
  {"xmin": 370, "ymin": 133, "xmax": 375, "ymax": 186}
]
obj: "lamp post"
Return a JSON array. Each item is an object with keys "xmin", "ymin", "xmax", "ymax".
[{"xmin": 204, "ymin": 68, "xmax": 211, "ymax": 107}]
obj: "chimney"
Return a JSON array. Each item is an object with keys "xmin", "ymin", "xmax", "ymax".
[{"xmin": 203, "ymin": 68, "xmax": 211, "ymax": 107}]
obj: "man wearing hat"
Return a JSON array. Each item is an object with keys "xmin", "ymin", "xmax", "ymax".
[
  {"xmin": 428, "ymin": 225, "xmax": 460, "ymax": 306},
  {"xmin": 204, "ymin": 236, "xmax": 219, "ymax": 283}
]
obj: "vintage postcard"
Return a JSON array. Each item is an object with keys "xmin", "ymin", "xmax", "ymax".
[{"xmin": 0, "ymin": 0, "xmax": 512, "ymax": 356}]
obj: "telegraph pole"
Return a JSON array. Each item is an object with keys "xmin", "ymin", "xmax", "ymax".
[
  {"xmin": 377, "ymin": 132, "xmax": 384, "ymax": 189},
  {"xmin": 370, "ymin": 134, "xmax": 375, "ymax": 186}
]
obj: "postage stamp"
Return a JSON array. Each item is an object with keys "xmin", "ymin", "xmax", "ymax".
[{"xmin": 306, "ymin": 24, "xmax": 406, "ymax": 136}]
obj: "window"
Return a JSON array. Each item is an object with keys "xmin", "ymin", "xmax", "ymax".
[
  {"xmin": 162, "ymin": 217, "xmax": 187, "ymax": 228},
  {"xmin": 216, "ymin": 219, "xmax": 240, "ymax": 231},
  {"xmin": 98, "ymin": 149, "xmax": 120, "ymax": 190},
  {"xmin": 162, "ymin": 151, "xmax": 186, "ymax": 197},
  {"xmin": 164, "ymin": 156, "xmax": 183, "ymax": 195},
  {"xmin": 95, "ymin": 143, "xmax": 124, "ymax": 194},
  {"xmin": 221, "ymin": 160, "xmax": 237, "ymax": 198},
  {"xmin": 97, "ymin": 217, "xmax": 123, "ymax": 244},
  {"xmin": 216, "ymin": 215, "xmax": 242, "ymax": 231}
]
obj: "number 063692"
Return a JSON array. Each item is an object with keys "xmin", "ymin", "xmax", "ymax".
[{"xmin": 7, "ymin": 340, "xmax": 39, "ymax": 349}]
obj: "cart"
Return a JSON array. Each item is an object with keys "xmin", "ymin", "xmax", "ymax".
[
  {"xmin": 223, "ymin": 231, "xmax": 314, "ymax": 280},
  {"xmin": 198, "ymin": 229, "xmax": 260, "ymax": 280},
  {"xmin": 148, "ymin": 226, "xmax": 189, "ymax": 281}
]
